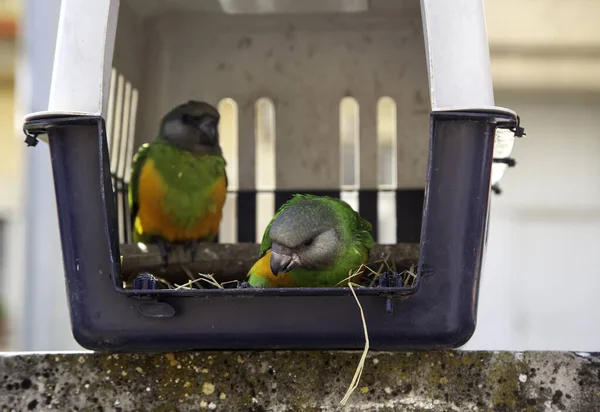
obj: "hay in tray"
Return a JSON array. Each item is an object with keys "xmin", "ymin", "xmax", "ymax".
[
  {"xmin": 124, "ymin": 253, "xmax": 418, "ymax": 291},
  {"xmin": 348, "ymin": 254, "xmax": 418, "ymax": 289},
  {"xmin": 123, "ymin": 266, "xmax": 239, "ymax": 290}
]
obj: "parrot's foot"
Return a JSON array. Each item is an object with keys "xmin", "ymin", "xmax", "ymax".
[
  {"xmin": 155, "ymin": 239, "xmax": 172, "ymax": 268},
  {"xmin": 378, "ymin": 272, "xmax": 404, "ymax": 288},
  {"xmin": 183, "ymin": 240, "xmax": 200, "ymax": 263},
  {"xmin": 131, "ymin": 273, "xmax": 168, "ymax": 291},
  {"xmin": 238, "ymin": 281, "xmax": 253, "ymax": 289},
  {"xmin": 222, "ymin": 280, "xmax": 254, "ymax": 289}
]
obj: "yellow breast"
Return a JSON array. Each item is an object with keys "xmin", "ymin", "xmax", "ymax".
[
  {"xmin": 134, "ymin": 159, "xmax": 227, "ymax": 243},
  {"xmin": 248, "ymin": 250, "xmax": 297, "ymax": 287}
]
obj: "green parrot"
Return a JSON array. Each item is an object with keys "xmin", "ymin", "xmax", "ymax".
[
  {"xmin": 128, "ymin": 100, "xmax": 228, "ymax": 265},
  {"xmin": 247, "ymin": 194, "xmax": 375, "ymax": 288}
]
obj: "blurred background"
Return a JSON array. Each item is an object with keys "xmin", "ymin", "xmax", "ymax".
[{"xmin": 0, "ymin": 0, "xmax": 599, "ymax": 351}]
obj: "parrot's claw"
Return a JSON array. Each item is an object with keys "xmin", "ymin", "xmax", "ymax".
[
  {"xmin": 238, "ymin": 281, "xmax": 253, "ymax": 289},
  {"xmin": 131, "ymin": 273, "xmax": 169, "ymax": 291},
  {"xmin": 155, "ymin": 239, "xmax": 172, "ymax": 268},
  {"xmin": 183, "ymin": 240, "xmax": 200, "ymax": 263},
  {"xmin": 222, "ymin": 281, "xmax": 254, "ymax": 289},
  {"xmin": 378, "ymin": 271, "xmax": 404, "ymax": 288}
]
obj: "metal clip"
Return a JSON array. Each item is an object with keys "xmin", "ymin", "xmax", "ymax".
[
  {"xmin": 24, "ymin": 130, "xmax": 39, "ymax": 147},
  {"xmin": 493, "ymin": 157, "xmax": 517, "ymax": 167}
]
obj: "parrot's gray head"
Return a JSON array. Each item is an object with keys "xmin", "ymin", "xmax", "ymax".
[
  {"xmin": 268, "ymin": 198, "xmax": 343, "ymax": 275},
  {"xmin": 160, "ymin": 100, "xmax": 222, "ymax": 155}
]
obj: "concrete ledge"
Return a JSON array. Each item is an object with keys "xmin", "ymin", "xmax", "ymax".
[{"xmin": 0, "ymin": 351, "xmax": 599, "ymax": 411}]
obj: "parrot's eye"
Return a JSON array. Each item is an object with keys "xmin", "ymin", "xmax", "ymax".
[
  {"xmin": 303, "ymin": 238, "xmax": 314, "ymax": 247},
  {"xmin": 182, "ymin": 114, "xmax": 206, "ymax": 127},
  {"xmin": 181, "ymin": 113, "xmax": 196, "ymax": 125}
]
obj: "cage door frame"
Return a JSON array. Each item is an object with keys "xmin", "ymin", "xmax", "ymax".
[{"xmin": 48, "ymin": 0, "xmax": 119, "ymax": 117}]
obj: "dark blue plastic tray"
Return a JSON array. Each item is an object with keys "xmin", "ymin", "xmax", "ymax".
[{"xmin": 22, "ymin": 110, "xmax": 522, "ymax": 352}]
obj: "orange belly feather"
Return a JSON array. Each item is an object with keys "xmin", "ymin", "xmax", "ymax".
[{"xmin": 134, "ymin": 159, "xmax": 226, "ymax": 243}]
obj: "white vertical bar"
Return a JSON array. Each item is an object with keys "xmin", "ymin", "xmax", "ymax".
[
  {"xmin": 123, "ymin": 89, "xmax": 139, "ymax": 185},
  {"xmin": 340, "ymin": 97, "xmax": 360, "ymax": 212},
  {"xmin": 220, "ymin": 193, "xmax": 238, "ymax": 243},
  {"xmin": 116, "ymin": 82, "xmax": 132, "ymax": 180},
  {"xmin": 217, "ymin": 98, "xmax": 239, "ymax": 243},
  {"xmin": 340, "ymin": 191, "xmax": 359, "ymax": 213},
  {"xmin": 340, "ymin": 97, "xmax": 360, "ymax": 191},
  {"xmin": 377, "ymin": 97, "xmax": 398, "ymax": 244},
  {"xmin": 255, "ymin": 98, "xmax": 276, "ymax": 243},
  {"xmin": 105, "ymin": 68, "xmax": 117, "ymax": 153},
  {"xmin": 377, "ymin": 191, "xmax": 396, "ymax": 244},
  {"xmin": 377, "ymin": 97, "xmax": 398, "ymax": 190},
  {"xmin": 115, "ymin": 82, "xmax": 132, "ymax": 243},
  {"xmin": 123, "ymin": 88, "xmax": 139, "ymax": 243},
  {"xmin": 110, "ymin": 74, "xmax": 124, "ymax": 176}
]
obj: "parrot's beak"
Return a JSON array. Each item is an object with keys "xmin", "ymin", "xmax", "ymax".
[
  {"xmin": 270, "ymin": 251, "xmax": 301, "ymax": 275},
  {"xmin": 198, "ymin": 118, "xmax": 218, "ymax": 141}
]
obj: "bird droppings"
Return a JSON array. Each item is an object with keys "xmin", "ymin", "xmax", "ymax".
[
  {"xmin": 166, "ymin": 353, "xmax": 178, "ymax": 367},
  {"xmin": 202, "ymin": 382, "xmax": 215, "ymax": 396},
  {"xmin": 0, "ymin": 351, "xmax": 598, "ymax": 411}
]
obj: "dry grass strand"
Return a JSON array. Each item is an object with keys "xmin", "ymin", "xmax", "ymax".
[{"xmin": 340, "ymin": 280, "xmax": 370, "ymax": 406}]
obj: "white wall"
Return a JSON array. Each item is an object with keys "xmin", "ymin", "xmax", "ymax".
[
  {"xmin": 12, "ymin": 0, "xmax": 82, "ymax": 351},
  {"xmin": 464, "ymin": 92, "xmax": 600, "ymax": 351}
]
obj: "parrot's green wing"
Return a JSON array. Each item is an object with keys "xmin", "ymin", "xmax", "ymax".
[
  {"xmin": 128, "ymin": 143, "xmax": 151, "ymax": 230},
  {"xmin": 347, "ymin": 202, "xmax": 375, "ymax": 252}
]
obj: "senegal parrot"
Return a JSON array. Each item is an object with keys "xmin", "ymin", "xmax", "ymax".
[
  {"xmin": 247, "ymin": 194, "xmax": 375, "ymax": 288},
  {"xmin": 128, "ymin": 100, "xmax": 227, "ymax": 265}
]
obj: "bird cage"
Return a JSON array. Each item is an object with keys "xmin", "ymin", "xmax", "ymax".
[{"xmin": 22, "ymin": 0, "xmax": 523, "ymax": 351}]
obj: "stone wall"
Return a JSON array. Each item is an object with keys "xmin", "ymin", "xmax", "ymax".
[{"xmin": 0, "ymin": 351, "xmax": 599, "ymax": 411}]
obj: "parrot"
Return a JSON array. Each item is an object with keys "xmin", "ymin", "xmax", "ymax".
[
  {"xmin": 246, "ymin": 194, "xmax": 375, "ymax": 288},
  {"xmin": 128, "ymin": 100, "xmax": 228, "ymax": 266}
]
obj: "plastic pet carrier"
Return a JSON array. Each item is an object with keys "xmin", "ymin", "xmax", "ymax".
[{"xmin": 22, "ymin": 0, "xmax": 523, "ymax": 351}]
